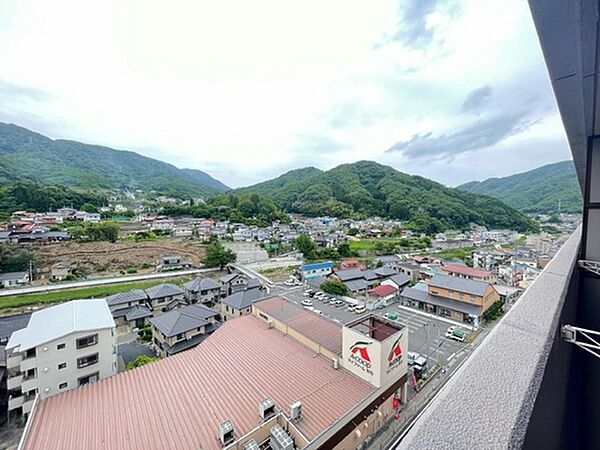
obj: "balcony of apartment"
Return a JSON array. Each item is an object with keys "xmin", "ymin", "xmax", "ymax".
[
  {"xmin": 8, "ymin": 393, "xmax": 24, "ymax": 410},
  {"xmin": 6, "ymin": 352, "xmax": 23, "ymax": 369},
  {"xmin": 7, "ymin": 373, "xmax": 23, "ymax": 390}
]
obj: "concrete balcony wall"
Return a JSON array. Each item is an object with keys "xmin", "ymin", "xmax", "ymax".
[
  {"xmin": 8, "ymin": 395, "xmax": 24, "ymax": 410},
  {"xmin": 7, "ymin": 353, "xmax": 23, "ymax": 369},
  {"xmin": 397, "ymin": 229, "xmax": 581, "ymax": 449},
  {"xmin": 7, "ymin": 374, "xmax": 23, "ymax": 390},
  {"xmin": 19, "ymin": 357, "xmax": 37, "ymax": 372}
]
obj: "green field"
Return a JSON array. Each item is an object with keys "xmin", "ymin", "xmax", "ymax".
[
  {"xmin": 0, "ymin": 275, "xmax": 194, "ymax": 311},
  {"xmin": 349, "ymin": 239, "xmax": 404, "ymax": 251}
]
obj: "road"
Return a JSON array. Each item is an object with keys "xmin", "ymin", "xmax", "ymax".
[{"xmin": 0, "ymin": 268, "xmax": 218, "ymax": 297}]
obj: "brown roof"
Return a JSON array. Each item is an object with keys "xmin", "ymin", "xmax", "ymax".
[
  {"xmin": 442, "ymin": 264, "xmax": 492, "ymax": 278},
  {"xmin": 254, "ymin": 296, "xmax": 343, "ymax": 354},
  {"xmin": 22, "ymin": 315, "xmax": 374, "ymax": 450}
]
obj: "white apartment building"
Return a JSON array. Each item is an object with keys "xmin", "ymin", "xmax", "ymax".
[{"xmin": 5, "ymin": 299, "xmax": 117, "ymax": 420}]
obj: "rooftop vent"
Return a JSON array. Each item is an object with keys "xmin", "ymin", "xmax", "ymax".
[
  {"xmin": 332, "ymin": 358, "xmax": 339, "ymax": 370},
  {"xmin": 259, "ymin": 397, "xmax": 276, "ymax": 420},
  {"xmin": 289, "ymin": 400, "xmax": 302, "ymax": 422},
  {"xmin": 218, "ymin": 420, "xmax": 234, "ymax": 446},
  {"xmin": 270, "ymin": 424, "xmax": 294, "ymax": 450},
  {"xmin": 242, "ymin": 440, "xmax": 260, "ymax": 450}
]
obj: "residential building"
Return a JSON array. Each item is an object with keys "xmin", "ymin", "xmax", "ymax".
[
  {"xmin": 221, "ymin": 289, "xmax": 265, "ymax": 321},
  {"xmin": 50, "ymin": 262, "xmax": 73, "ymax": 281},
  {"xmin": 219, "ymin": 272, "xmax": 257, "ymax": 296},
  {"xmin": 396, "ymin": 262, "xmax": 421, "ymax": 283},
  {"xmin": 381, "ymin": 273, "xmax": 411, "ymax": 291},
  {"xmin": 5, "ymin": 300, "xmax": 117, "ymax": 420},
  {"xmin": 150, "ymin": 304, "xmax": 219, "ymax": 357},
  {"xmin": 0, "ymin": 271, "xmax": 30, "ymax": 289},
  {"xmin": 156, "ymin": 255, "xmax": 192, "ymax": 272},
  {"xmin": 145, "ymin": 284, "xmax": 185, "ymax": 313},
  {"xmin": 183, "ymin": 277, "xmax": 221, "ymax": 304},
  {"xmin": 401, "ymin": 274, "xmax": 499, "ymax": 327},
  {"xmin": 442, "ymin": 264, "xmax": 496, "ymax": 283},
  {"xmin": 300, "ymin": 261, "xmax": 334, "ymax": 279},
  {"xmin": 16, "ymin": 297, "xmax": 409, "ymax": 450},
  {"xmin": 367, "ymin": 284, "xmax": 398, "ymax": 307}
]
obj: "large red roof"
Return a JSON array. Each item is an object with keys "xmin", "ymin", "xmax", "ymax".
[
  {"xmin": 21, "ymin": 315, "xmax": 374, "ymax": 450},
  {"xmin": 442, "ymin": 264, "xmax": 491, "ymax": 279}
]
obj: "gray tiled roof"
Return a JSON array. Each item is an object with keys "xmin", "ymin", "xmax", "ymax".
[
  {"xmin": 344, "ymin": 279, "xmax": 368, "ymax": 292},
  {"xmin": 334, "ymin": 268, "xmax": 364, "ymax": 281},
  {"xmin": 401, "ymin": 286, "xmax": 481, "ymax": 316},
  {"xmin": 374, "ymin": 267, "xmax": 397, "ymax": 277},
  {"xmin": 429, "ymin": 274, "xmax": 489, "ymax": 296},
  {"xmin": 219, "ymin": 273, "xmax": 240, "ymax": 284},
  {"xmin": 0, "ymin": 312, "xmax": 31, "ymax": 341},
  {"xmin": 221, "ymin": 289, "xmax": 265, "ymax": 310},
  {"xmin": 149, "ymin": 304, "xmax": 218, "ymax": 337},
  {"xmin": 183, "ymin": 277, "xmax": 220, "ymax": 292},
  {"xmin": 375, "ymin": 255, "xmax": 400, "ymax": 263},
  {"xmin": 125, "ymin": 305, "xmax": 153, "ymax": 321},
  {"xmin": 106, "ymin": 289, "xmax": 148, "ymax": 306},
  {"xmin": 387, "ymin": 273, "xmax": 411, "ymax": 287},
  {"xmin": 145, "ymin": 283, "xmax": 185, "ymax": 299},
  {"xmin": 0, "ymin": 271, "xmax": 28, "ymax": 281}
]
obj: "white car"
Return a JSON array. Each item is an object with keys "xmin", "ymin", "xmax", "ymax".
[
  {"xmin": 301, "ymin": 299, "xmax": 313, "ymax": 307},
  {"xmin": 354, "ymin": 306, "xmax": 367, "ymax": 314},
  {"xmin": 347, "ymin": 305, "xmax": 356, "ymax": 312},
  {"xmin": 303, "ymin": 290, "xmax": 313, "ymax": 297},
  {"xmin": 445, "ymin": 326, "xmax": 467, "ymax": 342}
]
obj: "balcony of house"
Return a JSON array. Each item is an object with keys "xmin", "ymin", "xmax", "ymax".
[{"xmin": 395, "ymin": 228, "xmax": 585, "ymax": 449}]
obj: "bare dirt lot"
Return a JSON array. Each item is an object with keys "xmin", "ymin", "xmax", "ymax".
[{"xmin": 32, "ymin": 238, "xmax": 207, "ymax": 277}]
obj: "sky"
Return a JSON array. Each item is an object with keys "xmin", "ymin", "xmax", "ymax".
[{"xmin": 0, "ymin": 0, "xmax": 571, "ymax": 188}]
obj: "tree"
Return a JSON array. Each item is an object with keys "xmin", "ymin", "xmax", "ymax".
[
  {"xmin": 293, "ymin": 234, "xmax": 317, "ymax": 260},
  {"xmin": 0, "ymin": 246, "xmax": 37, "ymax": 273},
  {"xmin": 320, "ymin": 279, "xmax": 349, "ymax": 296},
  {"xmin": 125, "ymin": 354, "xmax": 159, "ymax": 371},
  {"xmin": 80, "ymin": 203, "xmax": 98, "ymax": 213},
  {"xmin": 203, "ymin": 240, "xmax": 237, "ymax": 269},
  {"xmin": 337, "ymin": 241, "xmax": 355, "ymax": 258}
]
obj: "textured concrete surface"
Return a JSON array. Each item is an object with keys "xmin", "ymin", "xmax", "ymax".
[{"xmin": 397, "ymin": 229, "xmax": 581, "ymax": 450}]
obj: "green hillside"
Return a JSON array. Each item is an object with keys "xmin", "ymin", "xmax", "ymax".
[
  {"xmin": 0, "ymin": 122, "xmax": 229, "ymax": 198},
  {"xmin": 236, "ymin": 161, "xmax": 537, "ymax": 233},
  {"xmin": 458, "ymin": 160, "xmax": 582, "ymax": 213}
]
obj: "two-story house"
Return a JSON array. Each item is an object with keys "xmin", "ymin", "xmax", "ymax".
[
  {"xmin": 5, "ymin": 299, "xmax": 117, "ymax": 420},
  {"xmin": 145, "ymin": 284, "xmax": 185, "ymax": 313},
  {"xmin": 183, "ymin": 277, "xmax": 222, "ymax": 305},
  {"xmin": 150, "ymin": 304, "xmax": 219, "ymax": 357},
  {"xmin": 105, "ymin": 289, "xmax": 152, "ymax": 331},
  {"xmin": 220, "ymin": 289, "xmax": 265, "ymax": 322}
]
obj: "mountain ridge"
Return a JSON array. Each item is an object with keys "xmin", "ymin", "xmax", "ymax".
[
  {"xmin": 0, "ymin": 122, "xmax": 229, "ymax": 197},
  {"xmin": 458, "ymin": 160, "xmax": 581, "ymax": 213}
]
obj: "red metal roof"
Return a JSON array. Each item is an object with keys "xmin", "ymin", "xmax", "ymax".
[
  {"xmin": 21, "ymin": 315, "xmax": 374, "ymax": 450},
  {"xmin": 253, "ymin": 296, "xmax": 343, "ymax": 354},
  {"xmin": 367, "ymin": 284, "xmax": 397, "ymax": 297},
  {"xmin": 442, "ymin": 264, "xmax": 491, "ymax": 279}
]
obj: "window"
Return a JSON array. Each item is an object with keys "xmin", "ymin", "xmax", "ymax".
[
  {"xmin": 57, "ymin": 343, "xmax": 66, "ymax": 350},
  {"xmin": 76, "ymin": 334, "xmax": 98, "ymax": 349},
  {"xmin": 176, "ymin": 333, "xmax": 185, "ymax": 341},
  {"xmin": 25, "ymin": 348, "xmax": 36, "ymax": 359},
  {"xmin": 77, "ymin": 353, "xmax": 99, "ymax": 369},
  {"xmin": 78, "ymin": 372, "xmax": 99, "ymax": 386},
  {"xmin": 59, "ymin": 382, "xmax": 67, "ymax": 390},
  {"xmin": 58, "ymin": 362, "xmax": 67, "ymax": 370}
]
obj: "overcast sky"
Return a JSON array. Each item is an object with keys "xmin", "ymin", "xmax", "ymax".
[{"xmin": 0, "ymin": 0, "xmax": 571, "ymax": 188}]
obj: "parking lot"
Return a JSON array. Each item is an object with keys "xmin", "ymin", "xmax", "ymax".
[{"xmin": 273, "ymin": 282, "xmax": 470, "ymax": 369}]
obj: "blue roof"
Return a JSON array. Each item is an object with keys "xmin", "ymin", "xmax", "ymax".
[{"xmin": 302, "ymin": 261, "xmax": 333, "ymax": 271}]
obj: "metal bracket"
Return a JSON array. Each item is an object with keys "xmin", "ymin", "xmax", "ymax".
[
  {"xmin": 562, "ymin": 324, "xmax": 600, "ymax": 360},
  {"xmin": 578, "ymin": 260, "xmax": 600, "ymax": 276}
]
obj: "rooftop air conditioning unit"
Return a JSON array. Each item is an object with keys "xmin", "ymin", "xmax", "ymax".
[
  {"xmin": 289, "ymin": 400, "xmax": 302, "ymax": 422},
  {"xmin": 242, "ymin": 440, "xmax": 260, "ymax": 450},
  {"xmin": 259, "ymin": 397, "xmax": 276, "ymax": 420},
  {"xmin": 218, "ymin": 420, "xmax": 234, "ymax": 446},
  {"xmin": 270, "ymin": 424, "xmax": 294, "ymax": 450}
]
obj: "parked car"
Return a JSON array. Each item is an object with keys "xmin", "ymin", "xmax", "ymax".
[
  {"xmin": 313, "ymin": 309, "xmax": 323, "ymax": 315},
  {"xmin": 413, "ymin": 355, "xmax": 428, "ymax": 371},
  {"xmin": 304, "ymin": 306, "xmax": 315, "ymax": 311},
  {"xmin": 303, "ymin": 290, "xmax": 313, "ymax": 297},
  {"xmin": 301, "ymin": 299, "xmax": 313, "ymax": 307},
  {"xmin": 315, "ymin": 292, "xmax": 326, "ymax": 299},
  {"xmin": 333, "ymin": 300, "xmax": 345, "ymax": 307},
  {"xmin": 347, "ymin": 305, "xmax": 356, "ymax": 312},
  {"xmin": 354, "ymin": 306, "xmax": 367, "ymax": 314},
  {"xmin": 329, "ymin": 298, "xmax": 337, "ymax": 305},
  {"xmin": 445, "ymin": 326, "xmax": 467, "ymax": 342}
]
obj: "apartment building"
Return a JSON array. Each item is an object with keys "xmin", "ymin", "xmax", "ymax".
[{"xmin": 5, "ymin": 299, "xmax": 116, "ymax": 420}]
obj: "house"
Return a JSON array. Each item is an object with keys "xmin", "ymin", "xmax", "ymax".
[
  {"xmin": 150, "ymin": 304, "xmax": 219, "ymax": 357},
  {"xmin": 400, "ymin": 274, "xmax": 500, "ymax": 328},
  {"xmin": 145, "ymin": 284, "xmax": 186, "ymax": 313},
  {"xmin": 5, "ymin": 299, "xmax": 117, "ymax": 420},
  {"xmin": 105, "ymin": 289, "xmax": 153, "ymax": 331},
  {"xmin": 374, "ymin": 255, "xmax": 402, "ymax": 271},
  {"xmin": 221, "ymin": 289, "xmax": 265, "ymax": 321},
  {"xmin": 300, "ymin": 261, "xmax": 334, "ymax": 280},
  {"xmin": 183, "ymin": 277, "xmax": 222, "ymax": 304},
  {"xmin": 219, "ymin": 272, "xmax": 259, "ymax": 296},
  {"xmin": 381, "ymin": 273, "xmax": 411, "ymax": 290},
  {"xmin": 442, "ymin": 264, "xmax": 496, "ymax": 283},
  {"xmin": 396, "ymin": 262, "xmax": 421, "ymax": 283},
  {"xmin": 156, "ymin": 255, "xmax": 193, "ymax": 272},
  {"xmin": 339, "ymin": 258, "xmax": 365, "ymax": 270},
  {"xmin": 51, "ymin": 262, "xmax": 73, "ymax": 281},
  {"xmin": 0, "ymin": 271, "xmax": 30, "ymax": 289},
  {"xmin": 367, "ymin": 284, "xmax": 398, "ymax": 307}
]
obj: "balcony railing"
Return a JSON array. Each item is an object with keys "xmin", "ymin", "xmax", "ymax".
[{"xmin": 7, "ymin": 374, "xmax": 23, "ymax": 390}]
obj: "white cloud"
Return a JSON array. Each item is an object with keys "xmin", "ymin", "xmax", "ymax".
[{"xmin": 0, "ymin": 0, "xmax": 571, "ymax": 188}]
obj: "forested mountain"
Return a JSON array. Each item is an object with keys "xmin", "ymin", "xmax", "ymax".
[
  {"xmin": 0, "ymin": 122, "xmax": 229, "ymax": 197},
  {"xmin": 236, "ymin": 161, "xmax": 537, "ymax": 233},
  {"xmin": 458, "ymin": 160, "xmax": 582, "ymax": 213}
]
